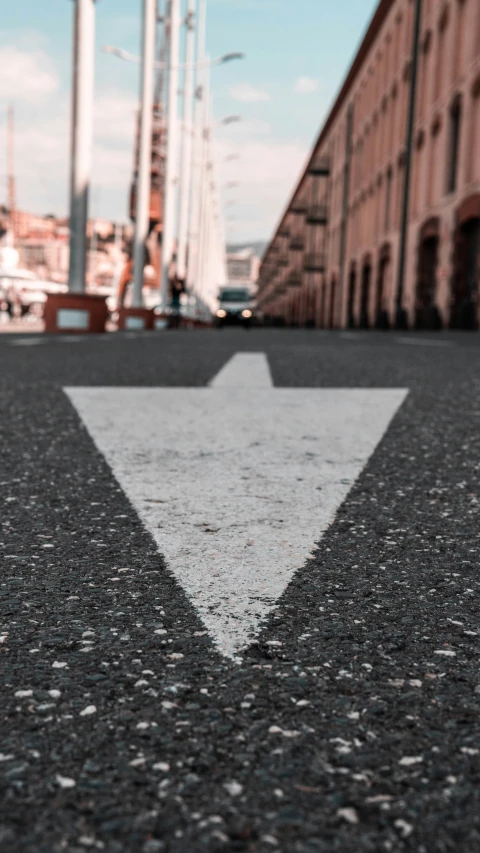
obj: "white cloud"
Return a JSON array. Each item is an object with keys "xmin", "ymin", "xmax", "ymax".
[
  {"xmin": 0, "ymin": 87, "xmax": 138, "ymax": 220},
  {"xmin": 94, "ymin": 90, "xmax": 138, "ymax": 146},
  {"xmin": 229, "ymin": 83, "xmax": 271, "ymax": 103},
  {"xmin": 0, "ymin": 45, "xmax": 59, "ymax": 102},
  {"xmin": 294, "ymin": 77, "xmax": 320, "ymax": 95},
  {"xmin": 216, "ymin": 127, "xmax": 309, "ymax": 241}
]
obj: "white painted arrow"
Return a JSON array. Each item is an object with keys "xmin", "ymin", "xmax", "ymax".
[{"xmin": 66, "ymin": 354, "xmax": 407, "ymax": 659}]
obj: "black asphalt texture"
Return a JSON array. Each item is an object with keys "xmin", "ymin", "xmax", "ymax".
[{"xmin": 1, "ymin": 329, "xmax": 480, "ymax": 853}]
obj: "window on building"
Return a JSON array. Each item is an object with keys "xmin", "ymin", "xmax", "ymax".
[
  {"xmin": 476, "ymin": 2, "xmax": 480, "ymax": 67},
  {"xmin": 394, "ymin": 159, "xmax": 404, "ymax": 230},
  {"xmin": 447, "ymin": 96, "xmax": 462, "ymax": 194},
  {"xmin": 376, "ymin": 179, "xmax": 383, "ymax": 235},
  {"xmin": 414, "ymin": 133, "xmax": 426, "ymax": 215},
  {"xmin": 385, "ymin": 34, "xmax": 392, "ymax": 82},
  {"xmin": 385, "ymin": 167, "xmax": 393, "ymax": 232},
  {"xmin": 394, "ymin": 14, "xmax": 402, "ymax": 75},
  {"xmin": 427, "ymin": 123, "xmax": 439, "ymax": 207},
  {"xmin": 469, "ymin": 82, "xmax": 480, "ymax": 182},
  {"xmin": 434, "ymin": 18, "xmax": 447, "ymax": 102},
  {"xmin": 453, "ymin": 0, "xmax": 467, "ymax": 83},
  {"xmin": 376, "ymin": 51, "xmax": 383, "ymax": 104},
  {"xmin": 419, "ymin": 32, "xmax": 431, "ymax": 122},
  {"xmin": 404, "ymin": 1, "xmax": 414, "ymax": 57}
]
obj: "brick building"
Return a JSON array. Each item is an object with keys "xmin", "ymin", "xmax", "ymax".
[{"xmin": 257, "ymin": 0, "xmax": 480, "ymax": 330}]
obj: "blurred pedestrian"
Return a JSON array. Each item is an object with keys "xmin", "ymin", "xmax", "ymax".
[{"xmin": 169, "ymin": 277, "xmax": 183, "ymax": 329}]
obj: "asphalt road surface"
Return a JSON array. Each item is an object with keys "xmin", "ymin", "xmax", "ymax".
[{"xmin": 1, "ymin": 329, "xmax": 480, "ymax": 853}]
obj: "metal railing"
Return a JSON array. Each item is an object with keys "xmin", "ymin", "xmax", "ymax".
[
  {"xmin": 287, "ymin": 270, "xmax": 303, "ymax": 287},
  {"xmin": 308, "ymin": 155, "xmax": 330, "ymax": 176},
  {"xmin": 303, "ymin": 252, "xmax": 325, "ymax": 272},
  {"xmin": 289, "ymin": 236, "xmax": 305, "ymax": 252},
  {"xmin": 306, "ymin": 203, "xmax": 328, "ymax": 225}
]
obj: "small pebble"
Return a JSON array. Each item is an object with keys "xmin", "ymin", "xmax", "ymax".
[
  {"xmin": 337, "ymin": 807, "xmax": 359, "ymax": 825},
  {"xmin": 395, "ymin": 819, "xmax": 413, "ymax": 838},
  {"xmin": 223, "ymin": 780, "xmax": 243, "ymax": 797},
  {"xmin": 399, "ymin": 756, "xmax": 423, "ymax": 766},
  {"xmin": 56, "ymin": 774, "xmax": 76, "ymax": 789}
]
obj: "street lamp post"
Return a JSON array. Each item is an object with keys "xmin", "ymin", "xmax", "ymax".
[
  {"xmin": 220, "ymin": 115, "xmax": 241, "ymax": 125},
  {"xmin": 160, "ymin": 0, "xmax": 181, "ymax": 313},
  {"xmin": 194, "ymin": 89, "xmax": 212, "ymax": 308},
  {"xmin": 176, "ymin": 0, "xmax": 196, "ymax": 283},
  {"xmin": 103, "ymin": 44, "xmax": 243, "ymax": 70},
  {"xmin": 67, "ymin": 0, "xmax": 95, "ymax": 294},
  {"xmin": 186, "ymin": 0, "xmax": 207, "ymax": 303},
  {"xmin": 131, "ymin": 0, "xmax": 157, "ymax": 308},
  {"xmin": 102, "ymin": 13, "xmax": 243, "ymax": 316}
]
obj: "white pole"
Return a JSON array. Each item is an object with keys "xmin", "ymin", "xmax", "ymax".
[
  {"xmin": 176, "ymin": 0, "xmax": 196, "ymax": 282},
  {"xmin": 204, "ymin": 95, "xmax": 215, "ymax": 311},
  {"xmin": 160, "ymin": 0, "xmax": 181, "ymax": 312},
  {"xmin": 194, "ymin": 71, "xmax": 211, "ymax": 305},
  {"xmin": 186, "ymin": 0, "xmax": 206, "ymax": 298},
  {"xmin": 113, "ymin": 222, "xmax": 123, "ymax": 297},
  {"xmin": 132, "ymin": 0, "xmax": 157, "ymax": 308},
  {"xmin": 210, "ymin": 146, "xmax": 227, "ymax": 285},
  {"xmin": 89, "ymin": 219, "xmax": 97, "ymax": 288},
  {"xmin": 67, "ymin": 0, "xmax": 95, "ymax": 294},
  {"xmin": 196, "ymin": 147, "xmax": 209, "ymax": 306}
]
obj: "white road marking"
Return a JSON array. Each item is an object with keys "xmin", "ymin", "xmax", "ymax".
[
  {"xmin": 210, "ymin": 352, "xmax": 273, "ymax": 387},
  {"xmin": 339, "ymin": 332, "xmax": 368, "ymax": 341},
  {"xmin": 394, "ymin": 336, "xmax": 454, "ymax": 348},
  {"xmin": 10, "ymin": 337, "xmax": 44, "ymax": 346},
  {"xmin": 66, "ymin": 353, "xmax": 408, "ymax": 660}
]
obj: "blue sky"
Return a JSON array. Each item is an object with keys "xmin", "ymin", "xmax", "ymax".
[{"xmin": 0, "ymin": 0, "xmax": 377, "ymax": 241}]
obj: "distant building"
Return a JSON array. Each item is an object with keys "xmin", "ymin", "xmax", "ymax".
[
  {"xmin": 18, "ymin": 239, "xmax": 70, "ymax": 283},
  {"xmin": 226, "ymin": 247, "xmax": 260, "ymax": 287},
  {"xmin": 5, "ymin": 211, "xmax": 126, "ymax": 287},
  {"xmin": 87, "ymin": 219, "xmax": 116, "ymax": 240},
  {"xmin": 258, "ymin": 0, "xmax": 480, "ymax": 330}
]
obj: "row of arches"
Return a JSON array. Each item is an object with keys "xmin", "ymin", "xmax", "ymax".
[
  {"xmin": 346, "ymin": 243, "xmax": 392, "ymax": 330},
  {"xmin": 263, "ymin": 197, "xmax": 480, "ymax": 331},
  {"xmin": 346, "ymin": 200, "xmax": 480, "ymax": 331}
]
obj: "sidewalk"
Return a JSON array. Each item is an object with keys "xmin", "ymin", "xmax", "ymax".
[
  {"xmin": 0, "ymin": 313, "xmax": 119, "ymax": 334},
  {"xmin": 0, "ymin": 313, "xmax": 45, "ymax": 334}
]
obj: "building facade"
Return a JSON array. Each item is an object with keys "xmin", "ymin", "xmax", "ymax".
[
  {"xmin": 257, "ymin": 0, "xmax": 480, "ymax": 330},
  {"xmin": 226, "ymin": 247, "xmax": 260, "ymax": 288}
]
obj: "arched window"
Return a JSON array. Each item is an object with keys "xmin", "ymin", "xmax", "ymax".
[
  {"xmin": 447, "ymin": 95, "xmax": 462, "ymax": 194},
  {"xmin": 385, "ymin": 167, "xmax": 393, "ymax": 232},
  {"xmin": 434, "ymin": 7, "xmax": 449, "ymax": 102},
  {"xmin": 453, "ymin": 0, "xmax": 468, "ymax": 84},
  {"xmin": 427, "ymin": 115, "xmax": 442, "ymax": 208},
  {"xmin": 394, "ymin": 13, "xmax": 402, "ymax": 75},
  {"xmin": 419, "ymin": 30, "xmax": 432, "ymax": 122},
  {"xmin": 394, "ymin": 154, "xmax": 405, "ymax": 230},
  {"xmin": 469, "ymin": 77, "xmax": 480, "ymax": 183}
]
